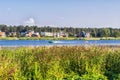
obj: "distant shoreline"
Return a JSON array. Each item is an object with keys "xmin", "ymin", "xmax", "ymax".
[{"xmin": 0, "ymin": 37, "xmax": 120, "ymax": 40}]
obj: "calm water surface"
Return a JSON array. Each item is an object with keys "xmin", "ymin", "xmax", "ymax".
[{"xmin": 0, "ymin": 40, "xmax": 120, "ymax": 47}]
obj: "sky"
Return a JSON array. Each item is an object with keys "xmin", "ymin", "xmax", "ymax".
[{"xmin": 0, "ymin": 0, "xmax": 120, "ymax": 28}]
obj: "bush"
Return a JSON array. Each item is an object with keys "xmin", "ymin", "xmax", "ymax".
[{"xmin": 0, "ymin": 46, "xmax": 120, "ymax": 79}]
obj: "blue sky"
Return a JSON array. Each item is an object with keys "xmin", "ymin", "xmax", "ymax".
[{"xmin": 0, "ymin": 0, "xmax": 120, "ymax": 28}]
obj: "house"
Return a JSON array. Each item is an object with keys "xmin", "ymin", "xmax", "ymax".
[
  {"xmin": 76, "ymin": 31, "xmax": 91, "ymax": 38},
  {"xmin": 41, "ymin": 32, "xmax": 54, "ymax": 37},
  {"xmin": 41, "ymin": 31, "xmax": 68, "ymax": 38},
  {"xmin": 20, "ymin": 31, "xmax": 26, "ymax": 36},
  {"xmin": 9, "ymin": 32, "xmax": 16, "ymax": 37},
  {"xmin": 85, "ymin": 32, "xmax": 91, "ymax": 38},
  {"xmin": 20, "ymin": 30, "xmax": 40, "ymax": 37},
  {"xmin": 76, "ymin": 31, "xmax": 86, "ymax": 37},
  {"xmin": 25, "ymin": 30, "xmax": 34, "ymax": 37},
  {"xmin": 54, "ymin": 31, "xmax": 68, "ymax": 38},
  {"xmin": 0, "ymin": 31, "xmax": 6, "ymax": 37},
  {"xmin": 32, "ymin": 32, "xmax": 40, "ymax": 38}
]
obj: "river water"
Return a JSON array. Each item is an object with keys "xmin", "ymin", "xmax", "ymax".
[{"xmin": 0, "ymin": 40, "xmax": 120, "ymax": 47}]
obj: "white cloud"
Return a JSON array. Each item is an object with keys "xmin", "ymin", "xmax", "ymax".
[{"xmin": 24, "ymin": 18, "xmax": 35, "ymax": 26}]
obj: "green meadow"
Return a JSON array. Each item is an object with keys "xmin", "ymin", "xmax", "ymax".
[
  {"xmin": 0, "ymin": 37, "xmax": 120, "ymax": 40},
  {"xmin": 0, "ymin": 46, "xmax": 120, "ymax": 80}
]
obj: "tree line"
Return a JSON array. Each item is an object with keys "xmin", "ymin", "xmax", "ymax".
[{"xmin": 0, "ymin": 24, "xmax": 120, "ymax": 37}]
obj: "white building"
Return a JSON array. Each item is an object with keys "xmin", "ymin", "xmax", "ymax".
[
  {"xmin": 41, "ymin": 31, "xmax": 68, "ymax": 38},
  {"xmin": 41, "ymin": 32, "xmax": 54, "ymax": 37}
]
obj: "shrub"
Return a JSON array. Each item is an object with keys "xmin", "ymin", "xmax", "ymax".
[{"xmin": 0, "ymin": 46, "xmax": 120, "ymax": 79}]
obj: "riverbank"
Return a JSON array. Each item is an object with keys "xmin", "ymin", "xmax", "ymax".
[
  {"xmin": 0, "ymin": 46, "xmax": 120, "ymax": 79},
  {"xmin": 0, "ymin": 37, "xmax": 120, "ymax": 40}
]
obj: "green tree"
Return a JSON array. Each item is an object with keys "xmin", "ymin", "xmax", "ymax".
[
  {"xmin": 113, "ymin": 30, "xmax": 120, "ymax": 38},
  {"xmin": 103, "ymin": 28, "xmax": 111, "ymax": 38}
]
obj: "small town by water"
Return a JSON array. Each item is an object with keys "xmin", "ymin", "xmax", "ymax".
[
  {"xmin": 1, "ymin": 0, "xmax": 120, "ymax": 79},
  {"xmin": 0, "ymin": 25, "xmax": 120, "ymax": 47}
]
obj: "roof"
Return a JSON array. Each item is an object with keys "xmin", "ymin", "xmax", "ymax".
[{"xmin": 0, "ymin": 32, "xmax": 4, "ymax": 36}]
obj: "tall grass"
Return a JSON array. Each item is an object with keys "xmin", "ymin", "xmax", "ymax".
[{"xmin": 0, "ymin": 46, "xmax": 120, "ymax": 80}]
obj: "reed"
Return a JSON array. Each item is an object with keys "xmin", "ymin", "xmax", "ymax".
[{"xmin": 0, "ymin": 46, "xmax": 120, "ymax": 80}]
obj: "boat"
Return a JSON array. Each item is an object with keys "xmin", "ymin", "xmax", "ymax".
[
  {"xmin": 48, "ymin": 40, "xmax": 54, "ymax": 43},
  {"xmin": 48, "ymin": 40, "xmax": 63, "ymax": 43}
]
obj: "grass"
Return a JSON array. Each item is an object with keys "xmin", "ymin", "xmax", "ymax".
[
  {"xmin": 0, "ymin": 36, "xmax": 120, "ymax": 40},
  {"xmin": 0, "ymin": 46, "xmax": 120, "ymax": 80}
]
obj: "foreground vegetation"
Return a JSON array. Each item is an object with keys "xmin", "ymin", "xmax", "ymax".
[{"xmin": 0, "ymin": 46, "xmax": 120, "ymax": 80}]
